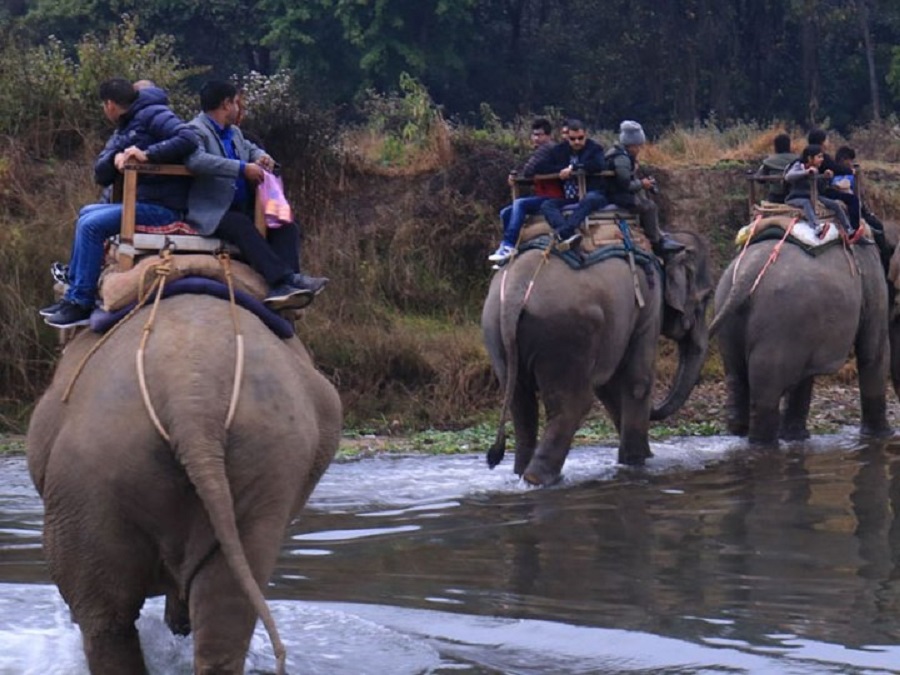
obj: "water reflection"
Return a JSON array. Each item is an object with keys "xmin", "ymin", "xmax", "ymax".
[{"xmin": 2, "ymin": 436, "xmax": 900, "ymax": 673}]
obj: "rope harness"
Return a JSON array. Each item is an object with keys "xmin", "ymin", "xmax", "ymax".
[{"xmin": 62, "ymin": 250, "xmax": 246, "ymax": 442}]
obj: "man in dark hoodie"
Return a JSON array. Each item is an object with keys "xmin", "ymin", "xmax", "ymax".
[
  {"xmin": 41, "ymin": 78, "xmax": 198, "ymax": 328},
  {"xmin": 754, "ymin": 132, "xmax": 797, "ymax": 203},
  {"xmin": 533, "ymin": 118, "xmax": 608, "ymax": 246}
]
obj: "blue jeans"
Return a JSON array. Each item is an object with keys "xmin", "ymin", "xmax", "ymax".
[
  {"xmin": 540, "ymin": 191, "xmax": 608, "ymax": 237},
  {"xmin": 499, "ymin": 196, "xmax": 548, "ymax": 246},
  {"xmin": 65, "ymin": 202, "xmax": 177, "ymax": 306}
]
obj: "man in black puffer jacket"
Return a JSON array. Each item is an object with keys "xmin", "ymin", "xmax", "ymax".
[
  {"xmin": 533, "ymin": 118, "xmax": 608, "ymax": 246},
  {"xmin": 41, "ymin": 78, "xmax": 198, "ymax": 328}
]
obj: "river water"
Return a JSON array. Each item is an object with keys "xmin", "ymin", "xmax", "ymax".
[{"xmin": 2, "ymin": 431, "xmax": 900, "ymax": 674}]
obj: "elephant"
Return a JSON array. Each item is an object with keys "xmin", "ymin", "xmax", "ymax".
[
  {"xmin": 26, "ymin": 294, "xmax": 342, "ymax": 674},
  {"xmin": 481, "ymin": 230, "xmax": 713, "ymax": 486},
  {"xmin": 710, "ymin": 233, "xmax": 891, "ymax": 444}
]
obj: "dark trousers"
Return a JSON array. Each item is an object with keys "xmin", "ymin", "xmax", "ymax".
[
  {"xmin": 612, "ymin": 193, "xmax": 661, "ymax": 243},
  {"xmin": 214, "ymin": 209, "xmax": 300, "ymax": 285},
  {"xmin": 540, "ymin": 191, "xmax": 607, "ymax": 237}
]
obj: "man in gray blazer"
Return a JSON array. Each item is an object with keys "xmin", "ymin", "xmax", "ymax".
[{"xmin": 185, "ymin": 80, "xmax": 327, "ymax": 310}]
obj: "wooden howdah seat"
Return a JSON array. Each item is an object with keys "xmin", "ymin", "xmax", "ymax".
[
  {"xmin": 116, "ymin": 163, "xmax": 265, "ymax": 270},
  {"xmin": 511, "ymin": 170, "xmax": 641, "ymax": 244},
  {"xmin": 747, "ymin": 162, "xmax": 863, "ymax": 219}
]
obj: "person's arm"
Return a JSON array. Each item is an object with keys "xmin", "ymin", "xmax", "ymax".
[
  {"xmin": 531, "ymin": 143, "xmax": 567, "ymax": 176},
  {"xmin": 93, "ymin": 132, "xmax": 127, "ymax": 186},
  {"xmin": 579, "ymin": 142, "xmax": 606, "ymax": 174},
  {"xmin": 522, "ymin": 143, "xmax": 553, "ymax": 177},
  {"xmin": 143, "ymin": 108, "xmax": 199, "ymax": 163},
  {"xmin": 783, "ymin": 161, "xmax": 809, "ymax": 183}
]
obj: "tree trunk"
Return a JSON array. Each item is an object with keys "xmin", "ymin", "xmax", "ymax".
[{"xmin": 856, "ymin": 0, "xmax": 881, "ymax": 120}]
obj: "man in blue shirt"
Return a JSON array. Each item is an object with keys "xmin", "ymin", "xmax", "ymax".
[{"xmin": 185, "ymin": 80, "xmax": 327, "ymax": 310}]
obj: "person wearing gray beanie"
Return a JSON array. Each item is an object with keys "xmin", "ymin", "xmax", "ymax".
[
  {"xmin": 605, "ymin": 120, "xmax": 684, "ymax": 255},
  {"xmin": 619, "ymin": 120, "xmax": 646, "ymax": 146}
]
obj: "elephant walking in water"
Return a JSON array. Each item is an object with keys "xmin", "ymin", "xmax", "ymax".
[
  {"xmin": 27, "ymin": 294, "xmax": 342, "ymax": 674},
  {"xmin": 711, "ymin": 234, "xmax": 892, "ymax": 444},
  {"xmin": 481, "ymin": 231, "xmax": 712, "ymax": 486}
]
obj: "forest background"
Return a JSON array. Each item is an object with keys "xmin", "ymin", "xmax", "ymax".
[{"xmin": 2, "ymin": 3, "xmax": 900, "ymax": 449}]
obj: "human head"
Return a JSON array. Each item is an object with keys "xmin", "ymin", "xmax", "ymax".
[
  {"xmin": 773, "ymin": 133, "xmax": 792, "ymax": 154},
  {"xmin": 807, "ymin": 128, "xmax": 827, "ymax": 147},
  {"xmin": 530, "ymin": 118, "xmax": 552, "ymax": 148},
  {"xmin": 199, "ymin": 79, "xmax": 240, "ymax": 126},
  {"xmin": 835, "ymin": 145, "xmax": 856, "ymax": 167},
  {"xmin": 565, "ymin": 119, "xmax": 587, "ymax": 151},
  {"xmin": 99, "ymin": 78, "xmax": 138, "ymax": 123},
  {"xmin": 801, "ymin": 144, "xmax": 823, "ymax": 167},
  {"xmin": 619, "ymin": 120, "xmax": 646, "ymax": 157}
]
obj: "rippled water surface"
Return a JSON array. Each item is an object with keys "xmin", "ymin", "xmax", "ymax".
[{"xmin": 2, "ymin": 431, "xmax": 900, "ymax": 674}]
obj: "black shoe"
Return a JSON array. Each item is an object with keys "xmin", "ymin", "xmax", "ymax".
[
  {"xmin": 264, "ymin": 282, "xmax": 314, "ymax": 311},
  {"xmin": 289, "ymin": 273, "xmax": 329, "ymax": 296},
  {"xmin": 39, "ymin": 299, "xmax": 66, "ymax": 317},
  {"xmin": 653, "ymin": 234, "xmax": 685, "ymax": 255},
  {"xmin": 556, "ymin": 231, "xmax": 582, "ymax": 250},
  {"xmin": 44, "ymin": 299, "xmax": 93, "ymax": 328}
]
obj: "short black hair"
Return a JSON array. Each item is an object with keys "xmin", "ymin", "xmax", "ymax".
[
  {"xmin": 773, "ymin": 133, "xmax": 792, "ymax": 154},
  {"xmin": 801, "ymin": 144, "xmax": 822, "ymax": 163},
  {"xmin": 532, "ymin": 118, "xmax": 552, "ymax": 135},
  {"xmin": 199, "ymin": 80, "xmax": 237, "ymax": 112},
  {"xmin": 566, "ymin": 118, "xmax": 585, "ymax": 133},
  {"xmin": 835, "ymin": 145, "xmax": 856, "ymax": 163},
  {"xmin": 807, "ymin": 128, "xmax": 827, "ymax": 145},
  {"xmin": 99, "ymin": 78, "xmax": 138, "ymax": 107}
]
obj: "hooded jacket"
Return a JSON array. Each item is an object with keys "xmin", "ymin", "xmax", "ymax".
[{"xmin": 93, "ymin": 87, "xmax": 198, "ymax": 211}]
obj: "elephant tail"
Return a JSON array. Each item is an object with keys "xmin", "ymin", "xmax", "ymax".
[
  {"xmin": 708, "ymin": 260, "xmax": 756, "ymax": 337},
  {"xmin": 177, "ymin": 437, "xmax": 287, "ymax": 674},
  {"xmin": 487, "ymin": 268, "xmax": 528, "ymax": 468}
]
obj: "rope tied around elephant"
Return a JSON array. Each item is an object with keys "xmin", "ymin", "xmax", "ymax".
[{"xmin": 62, "ymin": 251, "xmax": 247, "ymax": 446}]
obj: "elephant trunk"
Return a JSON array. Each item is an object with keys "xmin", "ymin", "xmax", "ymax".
[{"xmin": 652, "ymin": 329, "xmax": 708, "ymax": 421}]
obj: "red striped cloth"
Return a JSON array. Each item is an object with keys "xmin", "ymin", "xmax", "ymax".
[{"xmin": 135, "ymin": 221, "xmax": 200, "ymax": 235}]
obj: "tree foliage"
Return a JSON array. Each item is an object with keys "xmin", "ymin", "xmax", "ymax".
[{"xmin": 4, "ymin": 0, "xmax": 900, "ymax": 131}]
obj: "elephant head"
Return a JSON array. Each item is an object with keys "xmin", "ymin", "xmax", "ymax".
[{"xmin": 652, "ymin": 231, "xmax": 714, "ymax": 420}]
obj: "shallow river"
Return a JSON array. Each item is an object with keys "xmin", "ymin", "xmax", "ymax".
[{"xmin": 2, "ymin": 431, "xmax": 900, "ymax": 674}]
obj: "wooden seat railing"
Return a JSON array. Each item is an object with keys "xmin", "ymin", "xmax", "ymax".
[
  {"xmin": 117, "ymin": 163, "xmax": 266, "ymax": 270},
  {"xmin": 509, "ymin": 169, "xmax": 615, "ymax": 201}
]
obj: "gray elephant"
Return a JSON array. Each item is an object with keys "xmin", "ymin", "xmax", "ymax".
[
  {"xmin": 711, "ymin": 234, "xmax": 891, "ymax": 443},
  {"xmin": 481, "ymin": 231, "xmax": 712, "ymax": 486},
  {"xmin": 26, "ymin": 294, "xmax": 342, "ymax": 674}
]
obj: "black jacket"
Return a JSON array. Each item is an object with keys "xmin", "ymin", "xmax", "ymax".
[{"xmin": 533, "ymin": 138, "xmax": 606, "ymax": 192}]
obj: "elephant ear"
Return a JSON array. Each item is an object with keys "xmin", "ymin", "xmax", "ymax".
[
  {"xmin": 664, "ymin": 250, "xmax": 689, "ymax": 315},
  {"xmin": 662, "ymin": 234, "xmax": 713, "ymax": 338}
]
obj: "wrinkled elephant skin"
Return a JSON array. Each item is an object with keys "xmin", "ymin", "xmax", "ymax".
[
  {"xmin": 712, "ymin": 239, "xmax": 890, "ymax": 444},
  {"xmin": 482, "ymin": 232, "xmax": 711, "ymax": 486},
  {"xmin": 26, "ymin": 295, "xmax": 342, "ymax": 674}
]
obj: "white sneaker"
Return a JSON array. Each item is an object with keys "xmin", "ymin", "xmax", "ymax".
[{"xmin": 488, "ymin": 243, "xmax": 515, "ymax": 262}]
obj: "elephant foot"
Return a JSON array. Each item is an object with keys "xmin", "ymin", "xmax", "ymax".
[
  {"xmin": 165, "ymin": 591, "xmax": 191, "ymax": 637},
  {"xmin": 522, "ymin": 457, "xmax": 562, "ymax": 487},
  {"xmin": 860, "ymin": 423, "xmax": 893, "ymax": 439},
  {"xmin": 780, "ymin": 426, "xmax": 810, "ymax": 442}
]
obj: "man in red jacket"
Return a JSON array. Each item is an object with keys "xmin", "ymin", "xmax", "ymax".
[{"xmin": 488, "ymin": 118, "xmax": 563, "ymax": 263}]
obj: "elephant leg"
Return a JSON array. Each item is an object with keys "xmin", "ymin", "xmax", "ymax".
[
  {"xmin": 724, "ymin": 370, "xmax": 750, "ymax": 436},
  {"xmin": 595, "ymin": 386, "xmax": 622, "ymax": 435},
  {"xmin": 511, "ymin": 379, "xmax": 539, "ymax": 476},
  {"xmin": 856, "ymin": 334, "xmax": 891, "ymax": 438},
  {"xmin": 781, "ymin": 377, "xmax": 814, "ymax": 441},
  {"xmin": 189, "ymin": 522, "xmax": 284, "ymax": 673},
  {"xmin": 747, "ymin": 362, "xmax": 782, "ymax": 446},
  {"xmin": 614, "ymin": 373, "xmax": 654, "ymax": 466},
  {"xmin": 44, "ymin": 512, "xmax": 153, "ymax": 675},
  {"xmin": 523, "ymin": 388, "xmax": 593, "ymax": 487},
  {"xmin": 165, "ymin": 588, "xmax": 191, "ymax": 636}
]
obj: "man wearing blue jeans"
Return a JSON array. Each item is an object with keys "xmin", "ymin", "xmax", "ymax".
[{"xmin": 41, "ymin": 78, "xmax": 198, "ymax": 328}]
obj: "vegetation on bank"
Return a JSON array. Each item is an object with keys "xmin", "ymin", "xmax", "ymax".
[{"xmin": 1, "ymin": 21, "xmax": 900, "ymax": 444}]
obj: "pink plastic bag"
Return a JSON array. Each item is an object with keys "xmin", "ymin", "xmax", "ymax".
[{"xmin": 258, "ymin": 171, "xmax": 292, "ymax": 228}]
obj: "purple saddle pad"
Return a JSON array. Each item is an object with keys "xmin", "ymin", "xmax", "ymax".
[{"xmin": 90, "ymin": 276, "xmax": 294, "ymax": 338}]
